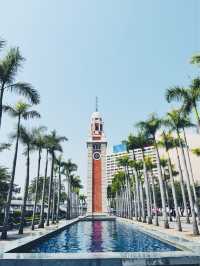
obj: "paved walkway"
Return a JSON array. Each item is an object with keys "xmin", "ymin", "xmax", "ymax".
[{"xmin": 126, "ymin": 216, "xmax": 200, "ymax": 243}]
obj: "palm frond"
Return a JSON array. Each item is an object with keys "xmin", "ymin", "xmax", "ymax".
[
  {"xmin": 31, "ymin": 126, "xmax": 47, "ymax": 136},
  {"xmin": 2, "ymin": 105, "xmax": 17, "ymax": 117},
  {"xmin": 165, "ymin": 87, "xmax": 187, "ymax": 103},
  {"xmin": 8, "ymin": 82, "xmax": 40, "ymax": 105},
  {"xmin": 0, "ymin": 47, "xmax": 24, "ymax": 85},
  {"xmin": 22, "ymin": 110, "xmax": 41, "ymax": 120},
  {"xmin": 18, "ymin": 125, "xmax": 33, "ymax": 145},
  {"xmin": 135, "ymin": 121, "xmax": 146, "ymax": 131}
]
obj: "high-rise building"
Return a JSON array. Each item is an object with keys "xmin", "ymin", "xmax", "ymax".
[
  {"xmin": 87, "ymin": 107, "xmax": 107, "ymax": 214},
  {"xmin": 106, "ymin": 145, "xmax": 158, "ymax": 185}
]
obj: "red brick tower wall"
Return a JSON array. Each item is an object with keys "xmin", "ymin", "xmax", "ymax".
[{"xmin": 92, "ymin": 158, "xmax": 102, "ymax": 212}]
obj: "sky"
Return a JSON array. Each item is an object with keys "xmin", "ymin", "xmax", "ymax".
[{"xmin": 0, "ymin": 0, "xmax": 199, "ymax": 194}]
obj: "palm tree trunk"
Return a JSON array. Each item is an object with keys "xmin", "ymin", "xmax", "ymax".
[
  {"xmin": 141, "ymin": 149, "xmax": 152, "ymax": 224},
  {"xmin": 51, "ymin": 178, "xmax": 56, "ymax": 224},
  {"xmin": 166, "ymin": 150, "xmax": 182, "ymax": 231},
  {"xmin": 136, "ymin": 171, "xmax": 142, "ymax": 222},
  {"xmin": 175, "ymin": 146, "xmax": 190, "ymax": 224},
  {"xmin": 148, "ymin": 174, "xmax": 153, "ymax": 218},
  {"xmin": 56, "ymin": 165, "xmax": 61, "ymax": 223},
  {"xmin": 177, "ymin": 130, "xmax": 199, "ymax": 235},
  {"xmin": 46, "ymin": 151, "xmax": 55, "ymax": 226},
  {"xmin": 127, "ymin": 182, "xmax": 132, "ymax": 219},
  {"xmin": 164, "ymin": 180, "xmax": 170, "ymax": 217},
  {"xmin": 117, "ymin": 193, "xmax": 120, "ymax": 216},
  {"xmin": 38, "ymin": 149, "xmax": 48, "ymax": 228},
  {"xmin": 132, "ymin": 151, "xmax": 141, "ymax": 221},
  {"xmin": 115, "ymin": 193, "xmax": 118, "ymax": 216},
  {"xmin": 124, "ymin": 187, "xmax": 128, "ymax": 218},
  {"xmin": 183, "ymin": 129, "xmax": 200, "ymax": 224},
  {"xmin": 123, "ymin": 165, "xmax": 129, "ymax": 218},
  {"xmin": 19, "ymin": 144, "xmax": 30, "ymax": 234},
  {"xmin": 31, "ymin": 148, "xmax": 42, "ymax": 230},
  {"xmin": 121, "ymin": 188, "xmax": 124, "ymax": 217},
  {"xmin": 194, "ymin": 104, "xmax": 200, "ymax": 133},
  {"xmin": 133, "ymin": 189, "xmax": 137, "ymax": 220},
  {"xmin": 118, "ymin": 192, "xmax": 120, "ymax": 216},
  {"xmin": 154, "ymin": 140, "xmax": 169, "ymax": 229},
  {"xmin": 120, "ymin": 191, "xmax": 123, "ymax": 217},
  {"xmin": 67, "ymin": 176, "xmax": 71, "ymax": 220},
  {"xmin": 139, "ymin": 181, "xmax": 146, "ymax": 223},
  {"xmin": 133, "ymin": 184, "xmax": 138, "ymax": 221},
  {"xmin": 150, "ymin": 170, "xmax": 159, "ymax": 226},
  {"xmin": 1, "ymin": 115, "xmax": 21, "ymax": 239}
]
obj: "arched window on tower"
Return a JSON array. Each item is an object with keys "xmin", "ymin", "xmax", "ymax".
[{"xmin": 95, "ymin": 123, "xmax": 99, "ymax": 131}]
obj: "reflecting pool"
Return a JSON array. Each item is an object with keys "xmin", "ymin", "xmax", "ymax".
[{"xmin": 21, "ymin": 220, "xmax": 178, "ymax": 253}]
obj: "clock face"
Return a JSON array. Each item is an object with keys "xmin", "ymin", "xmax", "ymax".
[{"xmin": 93, "ymin": 152, "xmax": 101, "ymax": 160}]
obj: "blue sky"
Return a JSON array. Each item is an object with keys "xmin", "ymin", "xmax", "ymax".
[{"xmin": 0, "ymin": 0, "xmax": 199, "ymax": 192}]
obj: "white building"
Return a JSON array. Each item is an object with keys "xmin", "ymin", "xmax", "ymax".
[{"xmin": 106, "ymin": 145, "xmax": 158, "ymax": 185}]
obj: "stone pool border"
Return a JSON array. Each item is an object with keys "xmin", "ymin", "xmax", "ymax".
[{"xmin": 0, "ymin": 216, "xmax": 200, "ymax": 265}]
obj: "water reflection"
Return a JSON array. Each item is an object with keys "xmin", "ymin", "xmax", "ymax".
[{"xmin": 90, "ymin": 221, "xmax": 103, "ymax": 252}]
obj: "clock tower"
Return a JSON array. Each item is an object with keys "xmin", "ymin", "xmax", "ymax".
[{"xmin": 87, "ymin": 101, "xmax": 107, "ymax": 214}]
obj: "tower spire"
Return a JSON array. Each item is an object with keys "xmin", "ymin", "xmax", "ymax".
[{"xmin": 95, "ymin": 96, "xmax": 98, "ymax": 112}]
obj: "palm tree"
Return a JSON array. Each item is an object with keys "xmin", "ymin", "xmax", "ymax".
[
  {"xmin": 107, "ymin": 185, "xmax": 113, "ymax": 214},
  {"xmin": 111, "ymin": 171, "xmax": 126, "ymax": 217},
  {"xmin": 159, "ymin": 158, "xmax": 170, "ymax": 214},
  {"xmin": 55, "ymin": 155, "xmax": 63, "ymax": 223},
  {"xmin": 18, "ymin": 126, "xmax": 35, "ymax": 234},
  {"xmin": 163, "ymin": 113, "xmax": 195, "ymax": 223},
  {"xmin": 79, "ymin": 194, "xmax": 86, "ymax": 215},
  {"xmin": 173, "ymin": 137, "xmax": 190, "ymax": 224},
  {"xmin": 0, "ymin": 47, "xmax": 40, "ymax": 128},
  {"xmin": 0, "ymin": 166, "xmax": 11, "ymax": 214},
  {"xmin": 62, "ymin": 159, "xmax": 78, "ymax": 219},
  {"xmin": 51, "ymin": 165, "xmax": 58, "ymax": 224},
  {"xmin": 46, "ymin": 131, "xmax": 67, "ymax": 226},
  {"xmin": 164, "ymin": 109, "xmax": 199, "ymax": 235},
  {"xmin": 179, "ymin": 119, "xmax": 199, "ymax": 220},
  {"xmin": 1, "ymin": 102, "xmax": 40, "ymax": 239},
  {"xmin": 158, "ymin": 131, "xmax": 182, "ymax": 231},
  {"xmin": 139, "ymin": 177, "xmax": 146, "ymax": 223},
  {"xmin": 38, "ymin": 135, "xmax": 51, "ymax": 228},
  {"xmin": 117, "ymin": 156, "xmax": 131, "ymax": 218},
  {"xmin": 128, "ymin": 159, "xmax": 143, "ymax": 222},
  {"xmin": 134, "ymin": 127, "xmax": 155, "ymax": 225},
  {"xmin": 125, "ymin": 134, "xmax": 144, "ymax": 221},
  {"xmin": 136, "ymin": 114, "xmax": 170, "ymax": 228},
  {"xmin": 31, "ymin": 127, "xmax": 47, "ymax": 230},
  {"xmin": 145, "ymin": 157, "xmax": 159, "ymax": 226},
  {"xmin": 70, "ymin": 175, "xmax": 82, "ymax": 217},
  {"xmin": 166, "ymin": 79, "xmax": 200, "ymax": 131}
]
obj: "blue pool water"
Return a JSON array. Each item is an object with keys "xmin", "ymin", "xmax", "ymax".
[{"xmin": 25, "ymin": 220, "xmax": 178, "ymax": 253}]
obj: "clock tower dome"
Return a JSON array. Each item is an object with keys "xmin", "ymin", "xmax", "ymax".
[{"xmin": 87, "ymin": 100, "xmax": 107, "ymax": 214}]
